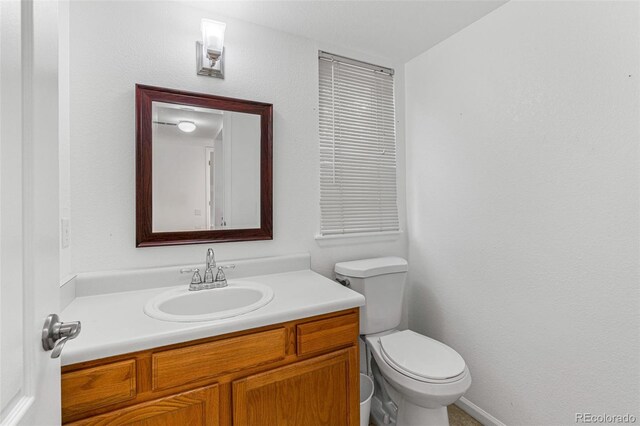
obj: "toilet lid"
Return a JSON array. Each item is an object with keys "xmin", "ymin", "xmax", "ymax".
[{"xmin": 379, "ymin": 330, "xmax": 466, "ymax": 381}]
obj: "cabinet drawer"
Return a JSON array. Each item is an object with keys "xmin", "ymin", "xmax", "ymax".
[
  {"xmin": 62, "ymin": 359, "xmax": 137, "ymax": 421},
  {"xmin": 297, "ymin": 313, "xmax": 358, "ymax": 356},
  {"xmin": 152, "ymin": 327, "xmax": 287, "ymax": 391},
  {"xmin": 67, "ymin": 385, "xmax": 219, "ymax": 426}
]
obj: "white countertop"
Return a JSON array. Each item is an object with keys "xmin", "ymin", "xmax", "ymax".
[{"xmin": 61, "ymin": 269, "xmax": 365, "ymax": 366}]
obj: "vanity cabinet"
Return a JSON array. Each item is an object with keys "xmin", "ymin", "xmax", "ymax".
[{"xmin": 61, "ymin": 309, "xmax": 359, "ymax": 425}]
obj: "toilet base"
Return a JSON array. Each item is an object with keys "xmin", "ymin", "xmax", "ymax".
[
  {"xmin": 398, "ymin": 397, "xmax": 449, "ymax": 426},
  {"xmin": 370, "ymin": 389, "xmax": 450, "ymax": 426}
]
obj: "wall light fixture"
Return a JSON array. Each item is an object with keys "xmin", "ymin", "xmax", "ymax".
[{"xmin": 197, "ymin": 19, "xmax": 226, "ymax": 79}]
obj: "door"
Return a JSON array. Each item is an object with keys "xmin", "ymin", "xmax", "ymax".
[
  {"xmin": 1, "ymin": 1, "xmax": 65, "ymax": 424},
  {"xmin": 232, "ymin": 349, "xmax": 359, "ymax": 426},
  {"xmin": 205, "ymin": 147, "xmax": 215, "ymax": 230}
]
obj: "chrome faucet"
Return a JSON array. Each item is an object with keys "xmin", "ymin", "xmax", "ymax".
[
  {"xmin": 181, "ymin": 249, "xmax": 234, "ymax": 291},
  {"xmin": 203, "ymin": 248, "xmax": 216, "ymax": 289}
]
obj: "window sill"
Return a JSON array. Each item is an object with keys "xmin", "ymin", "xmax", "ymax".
[{"xmin": 315, "ymin": 230, "xmax": 403, "ymax": 247}]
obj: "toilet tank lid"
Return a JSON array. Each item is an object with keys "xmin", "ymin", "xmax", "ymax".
[{"xmin": 335, "ymin": 257, "xmax": 408, "ymax": 278}]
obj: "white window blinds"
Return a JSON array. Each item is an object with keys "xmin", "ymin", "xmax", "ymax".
[{"xmin": 318, "ymin": 52, "xmax": 399, "ymax": 236}]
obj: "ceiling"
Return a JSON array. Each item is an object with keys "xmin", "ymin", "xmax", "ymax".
[
  {"xmin": 153, "ymin": 102, "xmax": 223, "ymax": 140},
  {"xmin": 189, "ymin": 0, "xmax": 507, "ymax": 63}
]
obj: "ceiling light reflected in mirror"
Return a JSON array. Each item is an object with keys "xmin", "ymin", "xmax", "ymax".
[{"xmin": 177, "ymin": 121, "xmax": 197, "ymax": 133}]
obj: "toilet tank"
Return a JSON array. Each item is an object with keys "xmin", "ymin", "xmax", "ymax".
[{"xmin": 335, "ymin": 257, "xmax": 408, "ymax": 335}]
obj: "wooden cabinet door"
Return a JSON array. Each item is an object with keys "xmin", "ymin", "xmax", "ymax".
[
  {"xmin": 232, "ymin": 348, "xmax": 359, "ymax": 426},
  {"xmin": 68, "ymin": 385, "xmax": 218, "ymax": 426}
]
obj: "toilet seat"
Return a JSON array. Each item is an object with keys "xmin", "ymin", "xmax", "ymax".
[{"xmin": 379, "ymin": 330, "xmax": 466, "ymax": 384}]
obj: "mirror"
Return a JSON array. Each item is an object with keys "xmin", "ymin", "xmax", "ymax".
[{"xmin": 136, "ymin": 85, "xmax": 272, "ymax": 247}]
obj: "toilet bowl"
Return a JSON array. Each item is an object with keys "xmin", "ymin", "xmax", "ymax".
[
  {"xmin": 366, "ymin": 330, "xmax": 471, "ymax": 425},
  {"xmin": 334, "ymin": 257, "xmax": 471, "ymax": 426}
]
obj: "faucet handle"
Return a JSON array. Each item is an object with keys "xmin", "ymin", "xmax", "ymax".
[
  {"xmin": 214, "ymin": 264, "xmax": 235, "ymax": 288},
  {"xmin": 180, "ymin": 268, "xmax": 203, "ymax": 291}
]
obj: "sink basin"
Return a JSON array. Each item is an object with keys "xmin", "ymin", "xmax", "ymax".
[{"xmin": 144, "ymin": 281, "xmax": 274, "ymax": 322}]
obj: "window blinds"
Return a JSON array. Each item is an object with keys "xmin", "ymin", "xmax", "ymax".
[{"xmin": 319, "ymin": 52, "xmax": 399, "ymax": 236}]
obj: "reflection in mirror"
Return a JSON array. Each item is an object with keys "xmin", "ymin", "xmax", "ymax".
[{"xmin": 151, "ymin": 102, "xmax": 261, "ymax": 232}]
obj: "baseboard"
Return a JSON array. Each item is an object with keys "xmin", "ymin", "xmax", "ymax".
[{"xmin": 455, "ymin": 397, "xmax": 506, "ymax": 426}]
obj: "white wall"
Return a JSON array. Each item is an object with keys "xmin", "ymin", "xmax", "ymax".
[
  {"xmin": 405, "ymin": 1, "xmax": 639, "ymax": 424},
  {"xmin": 68, "ymin": 1, "xmax": 406, "ymax": 278},
  {"xmin": 224, "ymin": 112, "xmax": 260, "ymax": 229}
]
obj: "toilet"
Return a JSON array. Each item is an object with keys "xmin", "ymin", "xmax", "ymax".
[{"xmin": 335, "ymin": 257, "xmax": 471, "ymax": 426}]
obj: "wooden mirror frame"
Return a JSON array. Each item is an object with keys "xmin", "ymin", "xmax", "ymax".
[{"xmin": 135, "ymin": 84, "xmax": 273, "ymax": 247}]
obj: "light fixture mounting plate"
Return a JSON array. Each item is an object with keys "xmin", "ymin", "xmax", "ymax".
[{"xmin": 196, "ymin": 42, "xmax": 224, "ymax": 79}]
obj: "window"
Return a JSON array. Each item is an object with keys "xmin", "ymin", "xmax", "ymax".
[{"xmin": 318, "ymin": 51, "xmax": 399, "ymax": 236}]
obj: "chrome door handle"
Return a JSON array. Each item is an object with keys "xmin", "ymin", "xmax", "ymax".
[{"xmin": 42, "ymin": 314, "xmax": 81, "ymax": 359}]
